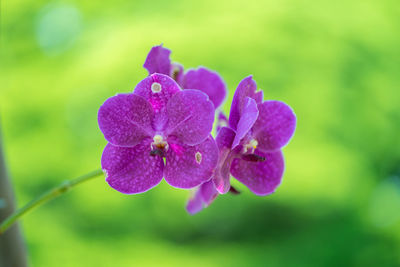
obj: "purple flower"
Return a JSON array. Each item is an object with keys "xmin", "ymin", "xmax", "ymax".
[
  {"xmin": 143, "ymin": 44, "xmax": 227, "ymax": 108},
  {"xmin": 98, "ymin": 73, "xmax": 219, "ymax": 194},
  {"xmin": 187, "ymin": 76, "xmax": 296, "ymax": 213},
  {"xmin": 98, "ymin": 45, "xmax": 296, "ymax": 214}
]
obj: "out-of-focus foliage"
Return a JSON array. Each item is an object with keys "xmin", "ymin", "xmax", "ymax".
[{"xmin": 1, "ymin": 0, "xmax": 399, "ymax": 266}]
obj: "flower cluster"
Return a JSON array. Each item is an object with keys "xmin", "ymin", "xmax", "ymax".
[{"xmin": 98, "ymin": 45, "xmax": 296, "ymax": 214}]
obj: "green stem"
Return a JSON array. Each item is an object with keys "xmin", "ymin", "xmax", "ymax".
[
  {"xmin": 0, "ymin": 119, "xmax": 28, "ymax": 266},
  {"xmin": 0, "ymin": 169, "xmax": 104, "ymax": 235}
]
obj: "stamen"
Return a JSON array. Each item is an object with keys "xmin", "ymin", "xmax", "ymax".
[
  {"xmin": 195, "ymin": 152, "xmax": 202, "ymax": 164},
  {"xmin": 249, "ymin": 139, "xmax": 258, "ymax": 149},
  {"xmin": 151, "ymin": 82, "xmax": 162, "ymax": 93},
  {"xmin": 243, "ymin": 139, "xmax": 258, "ymax": 154}
]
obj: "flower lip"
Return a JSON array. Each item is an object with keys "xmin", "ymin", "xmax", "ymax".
[{"xmin": 241, "ymin": 153, "xmax": 266, "ymax": 162}]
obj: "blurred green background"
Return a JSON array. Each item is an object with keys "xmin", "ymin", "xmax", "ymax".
[{"xmin": 1, "ymin": 0, "xmax": 400, "ymax": 266}]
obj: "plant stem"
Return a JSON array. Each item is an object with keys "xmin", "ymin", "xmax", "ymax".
[
  {"xmin": 0, "ymin": 169, "xmax": 104, "ymax": 235},
  {"xmin": 0, "ymin": 121, "xmax": 28, "ymax": 266}
]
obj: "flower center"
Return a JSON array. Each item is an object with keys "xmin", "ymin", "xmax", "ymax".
[
  {"xmin": 152, "ymin": 135, "xmax": 168, "ymax": 149},
  {"xmin": 151, "ymin": 82, "xmax": 162, "ymax": 93},
  {"xmin": 150, "ymin": 135, "xmax": 168, "ymax": 157},
  {"xmin": 243, "ymin": 139, "xmax": 258, "ymax": 154}
]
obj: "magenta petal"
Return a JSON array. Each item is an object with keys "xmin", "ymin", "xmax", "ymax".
[
  {"xmin": 230, "ymin": 150, "xmax": 284, "ymax": 196},
  {"xmin": 134, "ymin": 74, "xmax": 181, "ymax": 131},
  {"xmin": 252, "ymin": 101, "xmax": 296, "ymax": 152},
  {"xmin": 215, "ymin": 126, "xmax": 236, "ymax": 149},
  {"xmin": 254, "ymin": 91, "xmax": 264, "ymax": 103},
  {"xmin": 166, "ymin": 89, "xmax": 215, "ymax": 146},
  {"xmin": 186, "ymin": 189, "xmax": 204, "ymax": 215},
  {"xmin": 98, "ymin": 94, "xmax": 154, "ymax": 147},
  {"xmin": 212, "ymin": 147, "xmax": 233, "ymax": 194},
  {"xmin": 212, "ymin": 150, "xmax": 232, "ymax": 194},
  {"xmin": 213, "ymin": 127, "xmax": 236, "ymax": 193},
  {"xmin": 200, "ymin": 180, "xmax": 218, "ymax": 205},
  {"xmin": 229, "ymin": 76, "xmax": 261, "ymax": 130},
  {"xmin": 232, "ymin": 97, "xmax": 259, "ymax": 149},
  {"xmin": 102, "ymin": 140, "xmax": 164, "ymax": 194},
  {"xmin": 134, "ymin": 74, "xmax": 181, "ymax": 112},
  {"xmin": 165, "ymin": 136, "xmax": 218, "ymax": 189},
  {"xmin": 186, "ymin": 180, "xmax": 218, "ymax": 215},
  {"xmin": 143, "ymin": 45, "xmax": 171, "ymax": 75},
  {"xmin": 181, "ymin": 67, "xmax": 226, "ymax": 108}
]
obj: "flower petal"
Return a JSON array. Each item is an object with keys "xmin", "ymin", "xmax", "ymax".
[
  {"xmin": 143, "ymin": 45, "xmax": 171, "ymax": 75},
  {"xmin": 166, "ymin": 89, "xmax": 214, "ymax": 146},
  {"xmin": 215, "ymin": 126, "xmax": 236, "ymax": 149},
  {"xmin": 229, "ymin": 75, "xmax": 263, "ymax": 130},
  {"xmin": 186, "ymin": 189, "xmax": 204, "ymax": 215},
  {"xmin": 186, "ymin": 180, "xmax": 218, "ymax": 215},
  {"xmin": 212, "ymin": 126, "xmax": 236, "ymax": 193},
  {"xmin": 102, "ymin": 140, "xmax": 164, "ymax": 194},
  {"xmin": 254, "ymin": 90, "xmax": 264, "ymax": 103},
  {"xmin": 134, "ymin": 74, "xmax": 181, "ymax": 131},
  {"xmin": 200, "ymin": 179, "xmax": 219, "ymax": 205},
  {"xmin": 98, "ymin": 94, "xmax": 154, "ymax": 147},
  {"xmin": 164, "ymin": 136, "xmax": 218, "ymax": 189},
  {"xmin": 252, "ymin": 101, "xmax": 296, "ymax": 152},
  {"xmin": 212, "ymin": 150, "xmax": 232, "ymax": 194},
  {"xmin": 231, "ymin": 97, "xmax": 259, "ymax": 149},
  {"xmin": 181, "ymin": 67, "xmax": 226, "ymax": 108},
  {"xmin": 229, "ymin": 75, "xmax": 262, "ymax": 130},
  {"xmin": 230, "ymin": 150, "xmax": 284, "ymax": 196}
]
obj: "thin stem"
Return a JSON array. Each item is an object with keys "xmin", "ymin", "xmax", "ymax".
[
  {"xmin": 0, "ymin": 119, "xmax": 28, "ymax": 266},
  {"xmin": 0, "ymin": 169, "xmax": 104, "ymax": 235}
]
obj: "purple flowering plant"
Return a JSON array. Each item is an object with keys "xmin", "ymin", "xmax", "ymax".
[
  {"xmin": 0, "ymin": 45, "xmax": 296, "ymax": 237},
  {"xmin": 0, "ymin": 45, "xmax": 296, "ymax": 239},
  {"xmin": 98, "ymin": 45, "xmax": 297, "ymax": 214}
]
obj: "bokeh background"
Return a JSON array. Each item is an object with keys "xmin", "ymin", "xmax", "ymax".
[{"xmin": 1, "ymin": 0, "xmax": 400, "ymax": 266}]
